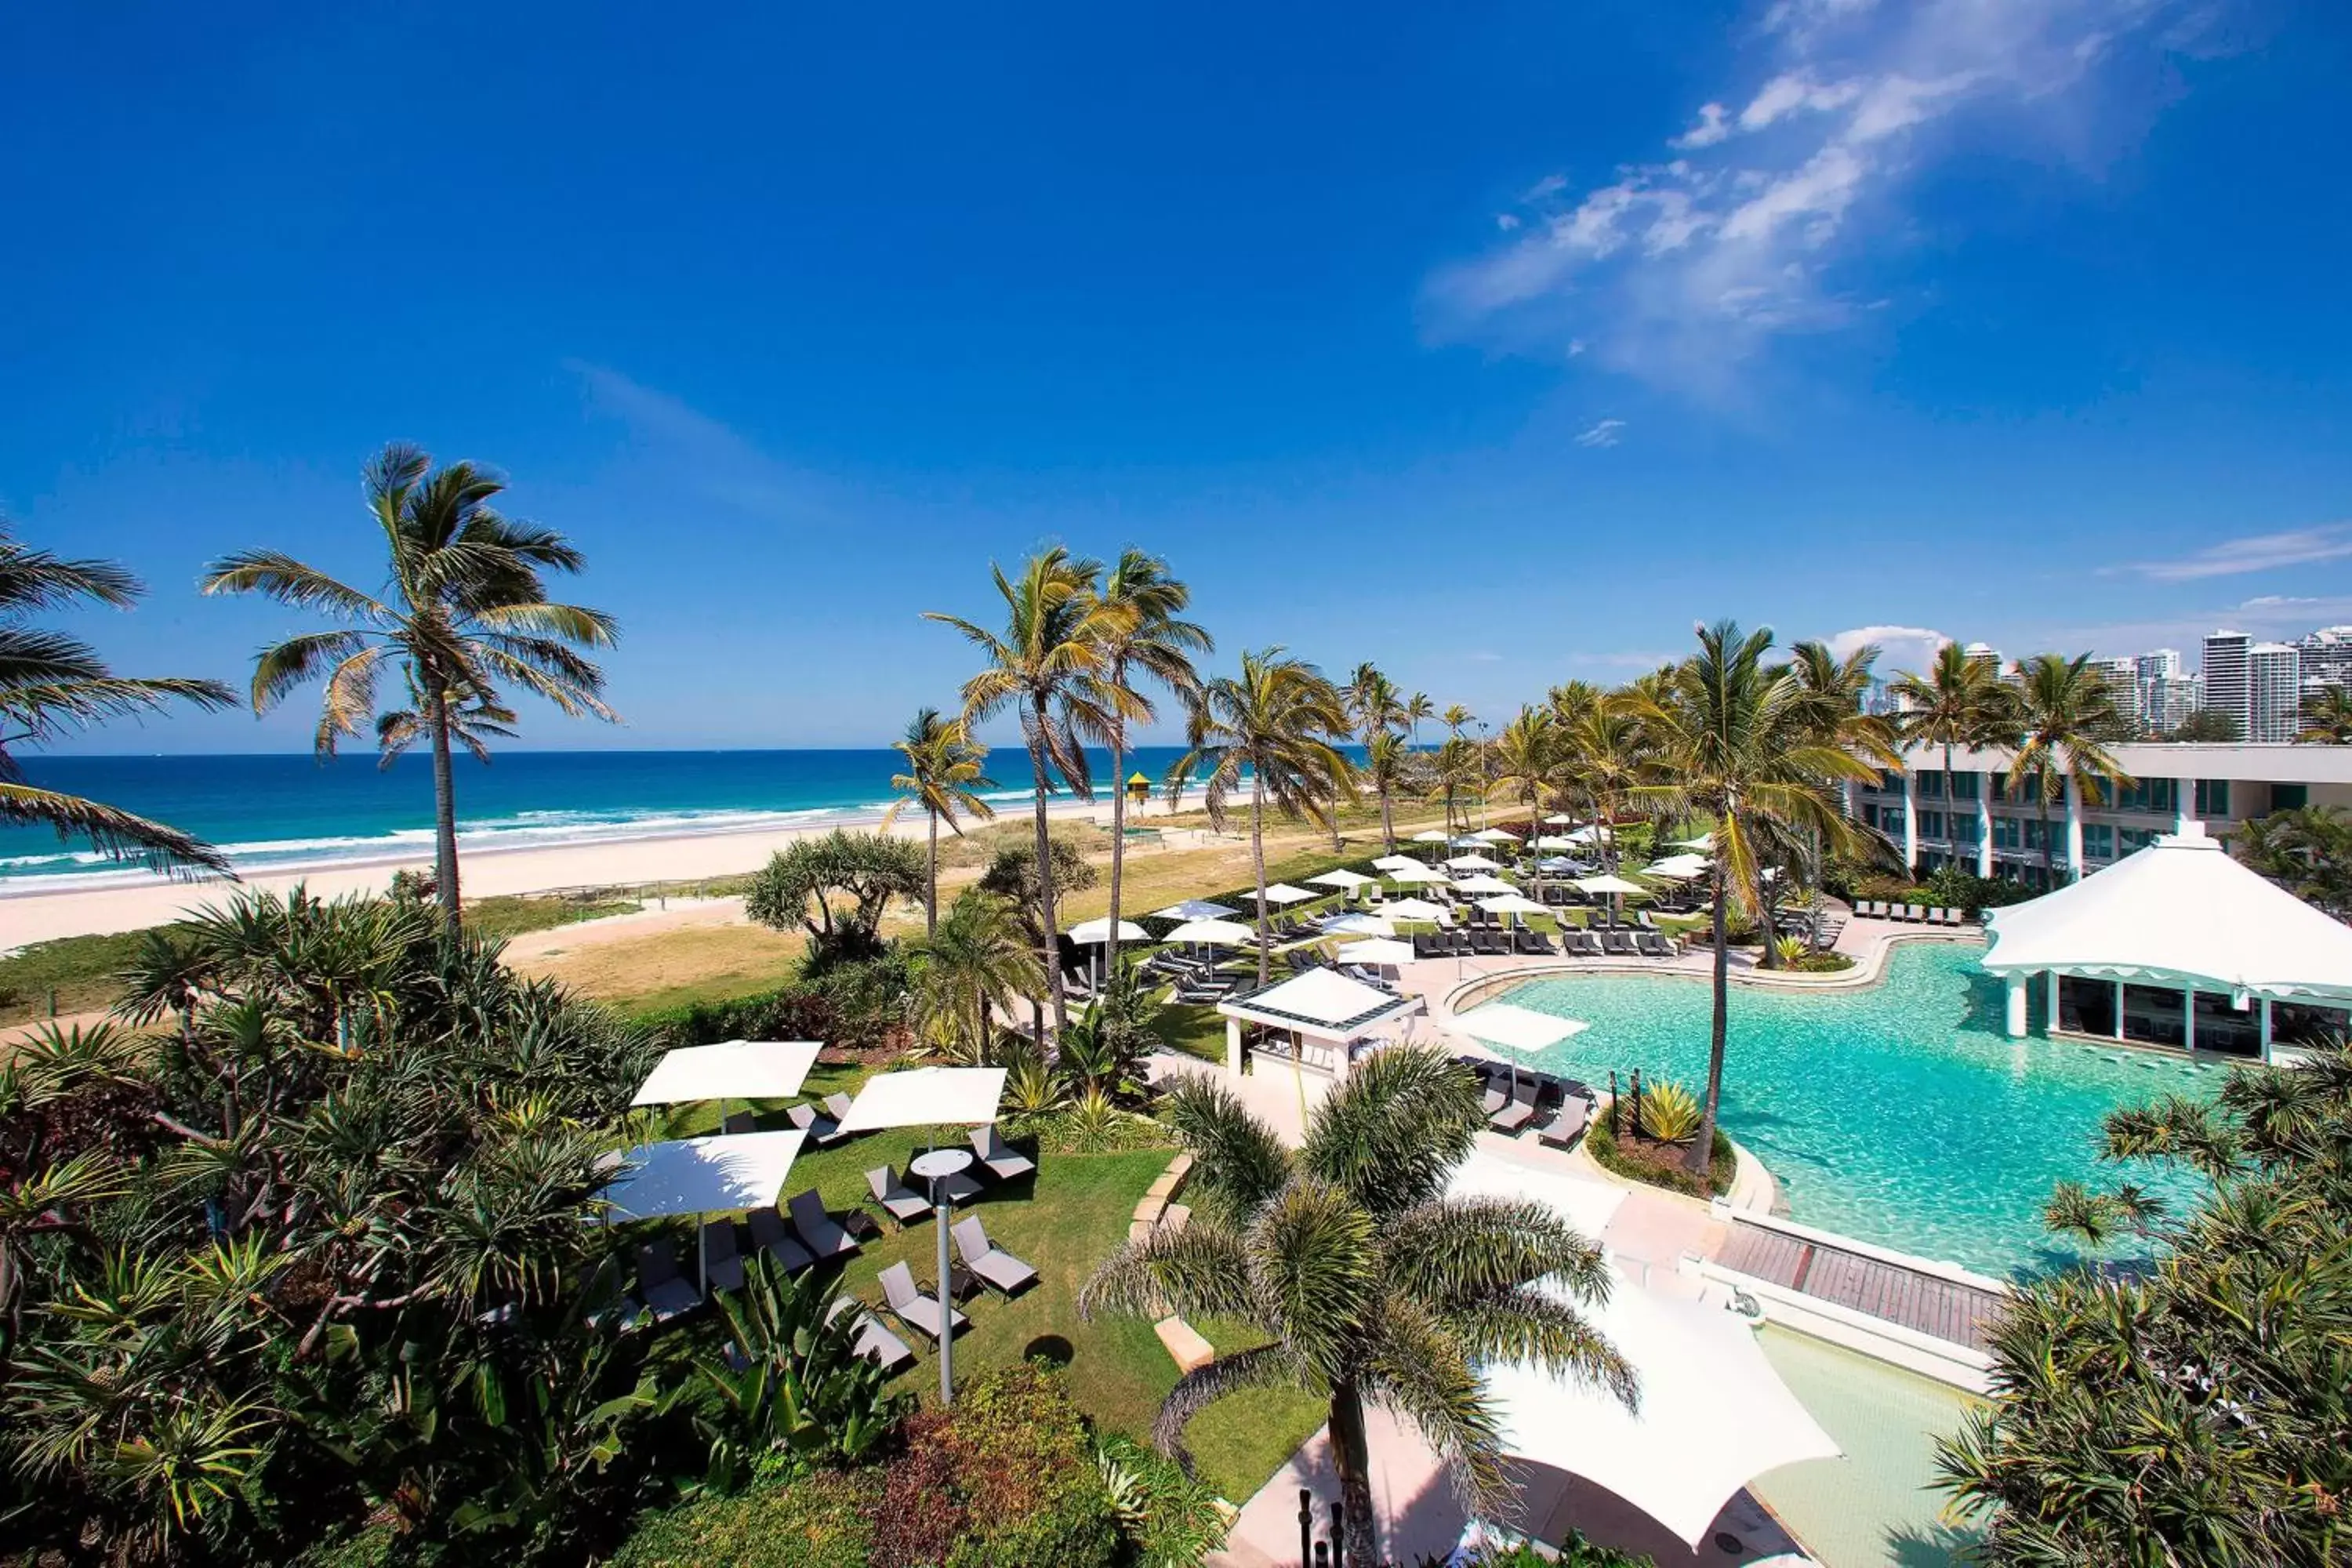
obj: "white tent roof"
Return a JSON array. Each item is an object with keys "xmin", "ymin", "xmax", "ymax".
[
  {"xmin": 600, "ymin": 1131, "xmax": 807, "ymax": 1221},
  {"xmin": 1308, "ymin": 869, "xmax": 1377, "ymax": 889},
  {"xmin": 630, "ymin": 1040, "xmax": 822, "ymax": 1107},
  {"xmin": 1218, "ymin": 967, "xmax": 1424, "ymax": 1042},
  {"xmin": 1453, "ymin": 873, "xmax": 1518, "ymax": 895},
  {"xmin": 1477, "ymin": 893, "xmax": 1549, "ymax": 917},
  {"xmin": 1164, "ymin": 917, "xmax": 1257, "ymax": 946},
  {"xmin": 1382, "ymin": 897, "xmax": 1450, "ymax": 923},
  {"xmin": 1323, "ymin": 912, "xmax": 1396, "ymax": 937},
  {"xmin": 1338, "ymin": 938, "xmax": 1417, "ymax": 967},
  {"xmin": 1152, "ymin": 898, "xmax": 1240, "ymax": 920},
  {"xmin": 1472, "ymin": 827, "xmax": 1523, "ymax": 842},
  {"xmin": 1386, "ymin": 862, "xmax": 1453, "ymax": 884},
  {"xmin": 1260, "ymin": 882, "xmax": 1318, "ymax": 904},
  {"xmin": 1411, "ymin": 829, "xmax": 1454, "ymax": 844},
  {"xmin": 1447, "ymin": 1001, "xmax": 1591, "ymax": 1054},
  {"xmin": 1372, "ymin": 853, "xmax": 1424, "ymax": 871},
  {"xmin": 1067, "ymin": 916, "xmax": 1150, "ymax": 943},
  {"xmin": 835, "ymin": 1066, "xmax": 1006, "ymax": 1133},
  {"xmin": 1485, "ymin": 1280, "xmax": 1841, "ymax": 1548},
  {"xmin": 1446, "ymin": 853, "xmax": 1504, "ymax": 871},
  {"xmin": 1575, "ymin": 873, "xmax": 1647, "ymax": 896},
  {"xmin": 1981, "ymin": 822, "xmax": 2352, "ymax": 1001}
]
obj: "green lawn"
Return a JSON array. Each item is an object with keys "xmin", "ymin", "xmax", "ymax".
[{"xmin": 653, "ymin": 1063, "xmax": 1323, "ymax": 1504}]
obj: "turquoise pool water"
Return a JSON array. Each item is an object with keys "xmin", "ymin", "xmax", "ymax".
[{"xmin": 1494, "ymin": 943, "xmax": 2220, "ymax": 1276}]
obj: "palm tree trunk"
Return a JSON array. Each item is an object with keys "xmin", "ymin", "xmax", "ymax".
[
  {"xmin": 1251, "ymin": 776, "xmax": 1270, "ymax": 987},
  {"xmin": 1693, "ymin": 863, "xmax": 1729, "ymax": 1177},
  {"xmin": 1378, "ymin": 779, "xmax": 1395, "ymax": 855},
  {"xmin": 1329, "ymin": 1381, "xmax": 1379, "ymax": 1566},
  {"xmin": 1028, "ymin": 711, "xmax": 1068, "ymax": 1037},
  {"xmin": 925, "ymin": 811, "xmax": 940, "ymax": 940},
  {"xmin": 1108, "ymin": 712, "xmax": 1129, "ymax": 979},
  {"xmin": 426, "ymin": 677, "xmax": 462, "ymax": 936}
]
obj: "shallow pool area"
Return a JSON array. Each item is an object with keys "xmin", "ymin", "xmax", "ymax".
[{"xmin": 1494, "ymin": 942, "xmax": 2220, "ymax": 1276}]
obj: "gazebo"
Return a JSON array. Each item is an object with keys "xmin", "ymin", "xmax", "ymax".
[
  {"xmin": 1981, "ymin": 822, "xmax": 2352, "ymax": 1058},
  {"xmin": 1215, "ymin": 967, "xmax": 1424, "ymax": 1078}
]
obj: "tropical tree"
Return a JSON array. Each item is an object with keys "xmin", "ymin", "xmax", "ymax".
[
  {"xmin": 2165, "ymin": 706, "xmax": 2242, "ymax": 742},
  {"xmin": 1544, "ymin": 680, "xmax": 1605, "ymax": 731},
  {"xmin": 1892, "ymin": 640, "xmax": 2021, "ymax": 854},
  {"xmin": 881, "ymin": 707, "xmax": 996, "ymax": 939},
  {"xmin": 2297, "ymin": 684, "xmax": 2352, "ymax": 745},
  {"xmin": 1345, "ymin": 663, "xmax": 1408, "ymax": 853},
  {"xmin": 1361, "ymin": 731, "xmax": 1410, "ymax": 855},
  {"xmin": 203, "ymin": 444, "xmax": 619, "ymax": 931},
  {"xmin": 1081, "ymin": 1050, "xmax": 1632, "ymax": 1566},
  {"xmin": 907, "ymin": 888, "xmax": 1044, "ymax": 1063},
  {"xmin": 975, "ymin": 837, "xmax": 1098, "ymax": 1047},
  {"xmin": 925, "ymin": 547, "xmax": 1127, "ymax": 1036},
  {"xmin": 743, "ymin": 829, "xmax": 927, "ymax": 969},
  {"xmin": 1557, "ymin": 700, "xmax": 1649, "ymax": 872},
  {"xmin": 2005, "ymin": 653, "xmax": 2132, "ymax": 887},
  {"xmin": 1485, "ymin": 706, "xmax": 1558, "ymax": 900},
  {"xmin": 0, "ymin": 525, "xmax": 234, "ymax": 873},
  {"xmin": 1630, "ymin": 622, "xmax": 1879, "ymax": 1174},
  {"xmin": 1439, "ymin": 704, "xmax": 1476, "ymax": 829},
  {"xmin": 2235, "ymin": 804, "xmax": 2352, "ymax": 919},
  {"xmin": 1094, "ymin": 551, "xmax": 1210, "ymax": 976},
  {"xmin": 1403, "ymin": 691, "xmax": 1434, "ymax": 748},
  {"xmin": 1167, "ymin": 648, "xmax": 1353, "ymax": 984},
  {"xmin": 374, "ymin": 673, "xmax": 517, "ymax": 774}
]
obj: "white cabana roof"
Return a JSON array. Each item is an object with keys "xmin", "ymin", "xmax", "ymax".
[
  {"xmin": 1411, "ymin": 829, "xmax": 1454, "ymax": 844},
  {"xmin": 1372, "ymin": 854, "xmax": 1424, "ymax": 872},
  {"xmin": 1148, "ymin": 902, "xmax": 1242, "ymax": 926},
  {"xmin": 1446, "ymin": 853, "xmax": 1504, "ymax": 871},
  {"xmin": 1485, "ymin": 1281, "xmax": 1840, "ymax": 1548},
  {"xmin": 1383, "ymin": 897, "xmax": 1450, "ymax": 923},
  {"xmin": 836, "ymin": 1066, "xmax": 1006, "ymax": 1133},
  {"xmin": 1067, "ymin": 916, "xmax": 1151, "ymax": 944},
  {"xmin": 630, "ymin": 1040, "xmax": 822, "ymax": 1107},
  {"xmin": 1218, "ymin": 967, "xmax": 1424, "ymax": 1042},
  {"xmin": 1575, "ymin": 873, "xmax": 1647, "ymax": 896},
  {"xmin": 1386, "ymin": 862, "xmax": 1453, "ymax": 884},
  {"xmin": 1477, "ymin": 893, "xmax": 1549, "ymax": 917},
  {"xmin": 1308, "ymin": 869, "xmax": 1377, "ymax": 889},
  {"xmin": 1453, "ymin": 873, "xmax": 1518, "ymax": 895},
  {"xmin": 1338, "ymin": 938, "xmax": 1417, "ymax": 967},
  {"xmin": 1447, "ymin": 1002, "xmax": 1591, "ymax": 1054},
  {"xmin": 600, "ymin": 1131, "xmax": 807, "ymax": 1221},
  {"xmin": 1324, "ymin": 913, "xmax": 1397, "ymax": 937},
  {"xmin": 1163, "ymin": 917, "xmax": 1257, "ymax": 946},
  {"xmin": 1472, "ymin": 827, "xmax": 1522, "ymax": 842},
  {"xmin": 1981, "ymin": 822, "xmax": 2352, "ymax": 1002},
  {"xmin": 1260, "ymin": 882, "xmax": 1318, "ymax": 905}
]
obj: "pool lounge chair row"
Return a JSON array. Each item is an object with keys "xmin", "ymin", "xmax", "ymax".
[
  {"xmin": 1461, "ymin": 1057, "xmax": 1597, "ymax": 1148},
  {"xmin": 1409, "ymin": 927, "xmax": 1679, "ymax": 960},
  {"xmin": 1856, "ymin": 901, "xmax": 1969, "ymax": 925}
]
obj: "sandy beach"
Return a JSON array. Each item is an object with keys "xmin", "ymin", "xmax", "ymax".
[{"xmin": 3, "ymin": 792, "xmax": 1210, "ymax": 948}]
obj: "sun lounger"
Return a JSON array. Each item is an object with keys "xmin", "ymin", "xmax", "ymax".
[
  {"xmin": 824, "ymin": 1092, "xmax": 857, "ymax": 1126},
  {"xmin": 1602, "ymin": 931, "xmax": 1635, "ymax": 957},
  {"xmin": 826, "ymin": 1295, "xmax": 915, "ymax": 1374},
  {"xmin": 1638, "ymin": 931, "xmax": 1676, "ymax": 959},
  {"xmin": 699, "ymin": 1219, "xmax": 746, "ymax": 1292},
  {"xmin": 1535, "ymin": 1098, "xmax": 1592, "ymax": 1149},
  {"xmin": 1488, "ymin": 1076, "xmax": 1541, "ymax": 1134},
  {"xmin": 1903, "ymin": 904, "xmax": 1926, "ymax": 923},
  {"xmin": 952, "ymin": 1215, "xmax": 1039, "ymax": 1295},
  {"xmin": 867, "ymin": 1164, "xmax": 932, "ymax": 1225},
  {"xmin": 747, "ymin": 1207, "xmax": 815, "ymax": 1275},
  {"xmin": 787, "ymin": 1102, "xmax": 849, "ymax": 1147},
  {"xmin": 879, "ymin": 1260, "xmax": 966, "ymax": 1341},
  {"xmin": 787, "ymin": 1189, "xmax": 861, "ymax": 1261},
  {"xmin": 1480, "ymin": 1074, "xmax": 1508, "ymax": 1115},
  {"xmin": 635, "ymin": 1240, "xmax": 702, "ymax": 1324},
  {"xmin": 721, "ymin": 1109, "xmax": 757, "ymax": 1135},
  {"xmin": 971, "ymin": 1125, "xmax": 1037, "ymax": 1182}
]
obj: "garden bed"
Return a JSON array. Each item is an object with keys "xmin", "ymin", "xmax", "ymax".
[{"xmin": 1586, "ymin": 1113, "xmax": 1736, "ymax": 1200}]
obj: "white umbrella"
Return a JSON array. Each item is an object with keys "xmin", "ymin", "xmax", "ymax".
[
  {"xmin": 1151, "ymin": 898, "xmax": 1241, "ymax": 920},
  {"xmin": 1338, "ymin": 938, "xmax": 1416, "ymax": 967},
  {"xmin": 1382, "ymin": 897, "xmax": 1450, "ymax": 923},
  {"xmin": 1386, "ymin": 862, "xmax": 1452, "ymax": 885},
  {"xmin": 598, "ymin": 1130, "xmax": 809, "ymax": 1292},
  {"xmin": 1541, "ymin": 812, "xmax": 1577, "ymax": 826},
  {"xmin": 1574, "ymin": 873, "xmax": 1648, "ymax": 897},
  {"xmin": 1163, "ymin": 918, "xmax": 1257, "ymax": 946},
  {"xmin": 1446, "ymin": 1003, "xmax": 1591, "ymax": 1098},
  {"xmin": 1640, "ymin": 861, "xmax": 1703, "ymax": 882},
  {"xmin": 1323, "ymin": 913, "xmax": 1396, "ymax": 937},
  {"xmin": 631, "ymin": 1040, "xmax": 821, "ymax": 1108},
  {"xmin": 1450, "ymin": 836, "xmax": 1487, "ymax": 850},
  {"xmin": 1410, "ymin": 829, "xmax": 1453, "ymax": 844},
  {"xmin": 1453, "ymin": 873, "xmax": 1518, "ymax": 896},
  {"xmin": 1670, "ymin": 834, "xmax": 1714, "ymax": 851},
  {"xmin": 1372, "ymin": 854, "xmax": 1424, "ymax": 872},
  {"xmin": 1567, "ymin": 825, "xmax": 1615, "ymax": 845},
  {"xmin": 1537, "ymin": 856, "xmax": 1577, "ymax": 873},
  {"xmin": 1532, "ymin": 835, "xmax": 1577, "ymax": 851},
  {"xmin": 835, "ymin": 1065, "xmax": 1007, "ymax": 1134},
  {"xmin": 1477, "ymin": 893, "xmax": 1549, "ymax": 918},
  {"xmin": 1446, "ymin": 853, "xmax": 1504, "ymax": 872},
  {"xmin": 1066, "ymin": 916, "xmax": 1150, "ymax": 943},
  {"xmin": 1259, "ymin": 883, "xmax": 1318, "ymax": 905},
  {"xmin": 1471, "ymin": 827, "xmax": 1522, "ymax": 843},
  {"xmin": 1308, "ymin": 869, "xmax": 1377, "ymax": 891}
]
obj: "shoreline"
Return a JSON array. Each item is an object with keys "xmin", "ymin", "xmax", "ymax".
[{"xmin": 3, "ymin": 790, "xmax": 1210, "ymax": 948}]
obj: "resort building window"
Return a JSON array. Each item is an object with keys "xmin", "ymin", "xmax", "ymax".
[
  {"xmin": 2194, "ymin": 779, "xmax": 2232, "ymax": 818},
  {"xmin": 2118, "ymin": 826, "xmax": 2160, "ymax": 855},
  {"xmin": 1949, "ymin": 771, "xmax": 1980, "ymax": 800},
  {"xmin": 2082, "ymin": 823, "xmax": 2114, "ymax": 861},
  {"xmin": 2275, "ymin": 784, "xmax": 2310, "ymax": 811},
  {"xmin": 1988, "ymin": 773, "xmax": 2009, "ymax": 803},
  {"xmin": 1861, "ymin": 804, "xmax": 1880, "ymax": 829},
  {"xmin": 1919, "ymin": 771, "xmax": 1946, "ymax": 800},
  {"xmin": 1951, "ymin": 815, "xmax": 1982, "ymax": 844},
  {"xmin": 1881, "ymin": 808, "xmax": 1907, "ymax": 839},
  {"xmin": 1992, "ymin": 816, "xmax": 2023, "ymax": 850},
  {"xmin": 2114, "ymin": 779, "xmax": 2179, "ymax": 815},
  {"xmin": 1918, "ymin": 809, "xmax": 1945, "ymax": 839}
]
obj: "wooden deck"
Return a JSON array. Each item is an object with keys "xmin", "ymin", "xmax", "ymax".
[{"xmin": 1715, "ymin": 1220, "xmax": 2005, "ymax": 1352}]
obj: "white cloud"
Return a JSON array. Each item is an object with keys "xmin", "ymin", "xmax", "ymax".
[
  {"xmin": 1425, "ymin": 0, "xmax": 2231, "ymax": 393},
  {"xmin": 2114, "ymin": 524, "xmax": 2352, "ymax": 582},
  {"xmin": 1823, "ymin": 623, "xmax": 1949, "ymax": 673},
  {"xmin": 571, "ymin": 361, "xmax": 837, "ymax": 524},
  {"xmin": 1574, "ymin": 418, "xmax": 1628, "ymax": 448},
  {"xmin": 1496, "ymin": 212, "xmax": 1522, "ymax": 231}
]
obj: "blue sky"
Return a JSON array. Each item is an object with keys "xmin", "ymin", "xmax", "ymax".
[{"xmin": 7, "ymin": 0, "xmax": 2349, "ymax": 753}]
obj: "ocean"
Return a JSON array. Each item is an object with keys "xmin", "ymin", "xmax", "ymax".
[{"xmin": 2, "ymin": 747, "xmax": 1204, "ymax": 891}]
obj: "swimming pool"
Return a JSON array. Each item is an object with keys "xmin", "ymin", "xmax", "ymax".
[{"xmin": 1490, "ymin": 942, "xmax": 2220, "ymax": 1276}]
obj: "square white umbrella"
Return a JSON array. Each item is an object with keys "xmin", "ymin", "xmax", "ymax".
[
  {"xmin": 1670, "ymin": 834, "xmax": 1715, "ymax": 851},
  {"xmin": 630, "ymin": 1040, "xmax": 822, "ymax": 1108},
  {"xmin": 1446, "ymin": 853, "xmax": 1504, "ymax": 872},
  {"xmin": 1410, "ymin": 829, "xmax": 1454, "ymax": 844},
  {"xmin": 599, "ymin": 1130, "xmax": 808, "ymax": 1222},
  {"xmin": 1574, "ymin": 873, "xmax": 1648, "ymax": 897},
  {"xmin": 1372, "ymin": 854, "xmax": 1424, "ymax": 872},
  {"xmin": 1640, "ymin": 860, "xmax": 1703, "ymax": 881},
  {"xmin": 1567, "ymin": 825, "xmax": 1615, "ymax": 845},
  {"xmin": 835, "ymin": 1066, "xmax": 1007, "ymax": 1134},
  {"xmin": 1386, "ymin": 862, "xmax": 1453, "ymax": 885},
  {"xmin": 1066, "ymin": 916, "xmax": 1151, "ymax": 943},
  {"xmin": 1338, "ymin": 938, "xmax": 1417, "ymax": 967},
  {"xmin": 1532, "ymin": 836, "xmax": 1577, "ymax": 851},
  {"xmin": 1308, "ymin": 869, "xmax": 1377, "ymax": 891},
  {"xmin": 1382, "ymin": 897, "xmax": 1450, "ymax": 923},
  {"xmin": 1472, "ymin": 827, "xmax": 1522, "ymax": 843},
  {"xmin": 1152, "ymin": 898, "xmax": 1240, "ymax": 920},
  {"xmin": 1542, "ymin": 812, "xmax": 1578, "ymax": 826},
  {"xmin": 1453, "ymin": 873, "xmax": 1519, "ymax": 896},
  {"xmin": 1259, "ymin": 882, "xmax": 1318, "ymax": 905},
  {"xmin": 1323, "ymin": 913, "xmax": 1396, "ymax": 937},
  {"xmin": 1446, "ymin": 1002, "xmax": 1590, "ymax": 1055},
  {"xmin": 1477, "ymin": 893, "xmax": 1549, "ymax": 918},
  {"xmin": 1163, "ymin": 917, "xmax": 1258, "ymax": 946}
]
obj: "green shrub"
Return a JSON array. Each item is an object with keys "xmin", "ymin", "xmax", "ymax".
[
  {"xmin": 1095, "ymin": 1434, "xmax": 1229, "ymax": 1568},
  {"xmin": 613, "ymin": 1469, "xmax": 880, "ymax": 1568},
  {"xmin": 933, "ymin": 1365, "xmax": 1120, "ymax": 1568},
  {"xmin": 1586, "ymin": 1112, "xmax": 1735, "ymax": 1199}
]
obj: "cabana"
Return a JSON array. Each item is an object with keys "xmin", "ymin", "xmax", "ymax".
[
  {"xmin": 1216, "ymin": 967, "xmax": 1424, "ymax": 1078},
  {"xmin": 1980, "ymin": 822, "xmax": 2352, "ymax": 1057}
]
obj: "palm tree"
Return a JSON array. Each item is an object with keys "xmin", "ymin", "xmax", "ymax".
[
  {"xmin": 881, "ymin": 708, "xmax": 997, "ymax": 939},
  {"xmin": 2297, "ymin": 685, "xmax": 2352, "ymax": 745},
  {"xmin": 1403, "ymin": 691, "xmax": 1433, "ymax": 748},
  {"xmin": 1559, "ymin": 700, "xmax": 1648, "ymax": 872},
  {"xmin": 1631, "ymin": 622, "xmax": 1878, "ymax": 1174},
  {"xmin": 2007, "ymin": 654, "xmax": 2132, "ymax": 887},
  {"xmin": 925, "ymin": 547, "xmax": 1125, "ymax": 1036},
  {"xmin": 1345, "ymin": 663, "xmax": 1407, "ymax": 852},
  {"xmin": 1439, "ymin": 704, "xmax": 1475, "ymax": 830},
  {"xmin": 203, "ymin": 445, "xmax": 617, "ymax": 932},
  {"xmin": 1096, "ymin": 551, "xmax": 1211, "ymax": 976},
  {"xmin": 906, "ymin": 888, "xmax": 1043, "ymax": 1063},
  {"xmin": 1081, "ymin": 1051, "xmax": 1632, "ymax": 1566},
  {"xmin": 1361, "ymin": 731, "xmax": 1409, "ymax": 855},
  {"xmin": 1545, "ymin": 680, "xmax": 1606, "ymax": 731},
  {"xmin": 0, "ymin": 527, "xmax": 234, "ymax": 873},
  {"xmin": 1486, "ymin": 706, "xmax": 1557, "ymax": 900},
  {"xmin": 1168, "ymin": 648, "xmax": 1352, "ymax": 985},
  {"xmin": 1892, "ymin": 641, "xmax": 2021, "ymax": 862}
]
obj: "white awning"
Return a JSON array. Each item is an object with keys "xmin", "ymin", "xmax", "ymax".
[
  {"xmin": 1382, "ymin": 898, "xmax": 1450, "ymax": 923},
  {"xmin": 1323, "ymin": 913, "xmax": 1396, "ymax": 936},
  {"xmin": 835, "ymin": 1066, "xmax": 1006, "ymax": 1133},
  {"xmin": 1385, "ymin": 862, "xmax": 1453, "ymax": 884},
  {"xmin": 1308, "ymin": 869, "xmax": 1377, "ymax": 889},
  {"xmin": 1477, "ymin": 893, "xmax": 1549, "ymax": 917},
  {"xmin": 1447, "ymin": 1002, "xmax": 1591, "ymax": 1054},
  {"xmin": 1152, "ymin": 898, "xmax": 1240, "ymax": 920},
  {"xmin": 1260, "ymin": 882, "xmax": 1318, "ymax": 905},
  {"xmin": 1163, "ymin": 917, "xmax": 1258, "ymax": 946},
  {"xmin": 1453, "ymin": 874, "xmax": 1518, "ymax": 895},
  {"xmin": 1338, "ymin": 938, "xmax": 1416, "ymax": 967},
  {"xmin": 1575, "ymin": 873, "xmax": 1647, "ymax": 896},
  {"xmin": 630, "ymin": 1040, "xmax": 822, "ymax": 1107},
  {"xmin": 1446, "ymin": 853, "xmax": 1504, "ymax": 871},
  {"xmin": 1981, "ymin": 822, "xmax": 2352, "ymax": 1002},
  {"xmin": 599, "ymin": 1131, "xmax": 807, "ymax": 1221},
  {"xmin": 1067, "ymin": 917, "xmax": 1151, "ymax": 944},
  {"xmin": 1484, "ymin": 1281, "xmax": 1841, "ymax": 1548},
  {"xmin": 1218, "ymin": 968, "xmax": 1424, "ymax": 1042}
]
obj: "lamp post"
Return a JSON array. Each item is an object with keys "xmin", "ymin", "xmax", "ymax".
[{"xmin": 908, "ymin": 1145, "xmax": 976, "ymax": 1406}]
